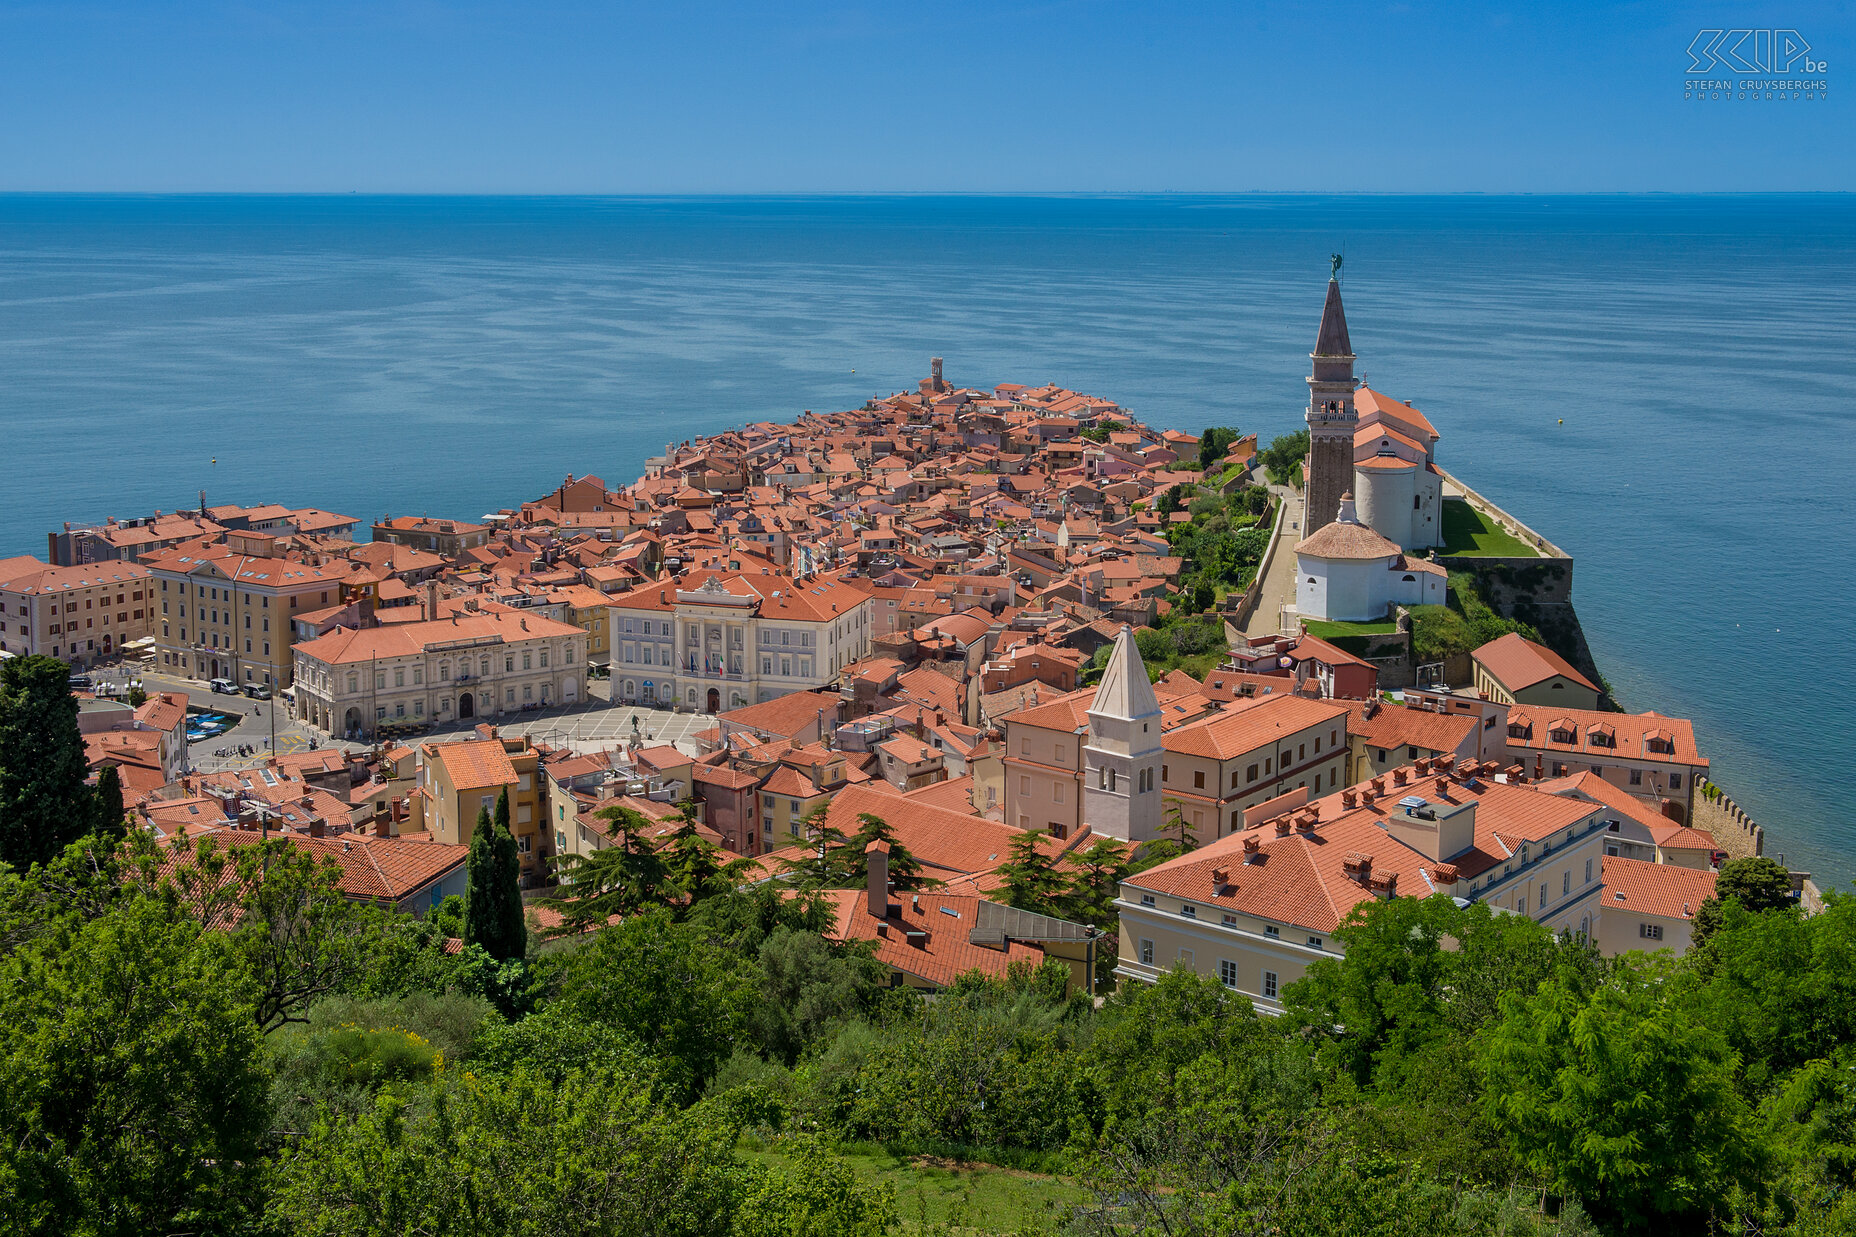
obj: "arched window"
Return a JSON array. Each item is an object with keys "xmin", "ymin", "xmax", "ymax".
[{"xmin": 1306, "ymin": 576, "xmax": 1316, "ymax": 584}]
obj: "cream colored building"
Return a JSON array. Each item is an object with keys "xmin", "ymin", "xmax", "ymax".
[
  {"xmin": 0, "ymin": 557, "xmax": 155, "ymax": 666},
  {"xmin": 291, "ymin": 608, "xmax": 584, "ymax": 740},
  {"xmin": 1001, "ymin": 687, "xmax": 1092, "ymax": 839},
  {"xmin": 1118, "ymin": 759, "xmax": 1615, "ymax": 1012},
  {"xmin": 1159, "ymin": 693, "xmax": 1352, "ymax": 842},
  {"xmin": 607, "ymin": 568, "xmax": 875, "ymax": 714},
  {"xmin": 1594, "ymin": 855, "xmax": 1718, "ymax": 957}
]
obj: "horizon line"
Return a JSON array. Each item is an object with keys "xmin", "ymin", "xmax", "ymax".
[{"xmin": 0, "ymin": 189, "xmax": 1851, "ymax": 200}]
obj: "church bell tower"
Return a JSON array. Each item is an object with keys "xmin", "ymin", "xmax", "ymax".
[{"xmin": 1304, "ymin": 264, "xmax": 1360, "ymax": 536}]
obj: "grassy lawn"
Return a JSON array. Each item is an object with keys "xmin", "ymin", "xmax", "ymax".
[
  {"xmin": 1438, "ymin": 500, "xmax": 1540, "ymax": 557},
  {"xmin": 743, "ymin": 1140, "xmax": 1086, "ymax": 1234},
  {"xmin": 1302, "ymin": 618, "xmax": 1398, "ymax": 639}
]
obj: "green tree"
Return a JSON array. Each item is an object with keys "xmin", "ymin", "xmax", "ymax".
[
  {"xmin": 777, "ymin": 813, "xmax": 850, "ymax": 889},
  {"xmin": 464, "ymin": 790, "xmax": 526, "ymax": 962},
  {"xmin": 731, "ymin": 1137, "xmax": 898, "ymax": 1237},
  {"xmin": 545, "ymin": 803, "xmax": 675, "ymax": 930},
  {"xmin": 660, "ymin": 814, "xmax": 752, "ymax": 910},
  {"xmin": 1676, "ymin": 893, "xmax": 1856, "ymax": 1087},
  {"xmin": 750, "ymin": 927, "xmax": 887, "ymax": 1066},
  {"xmin": 551, "ymin": 908, "xmax": 756, "ymax": 1098},
  {"xmin": 1090, "ymin": 965, "xmax": 1264, "ymax": 1124},
  {"xmin": 996, "ymin": 829, "xmax": 1068, "ymax": 915},
  {"xmin": 154, "ymin": 831, "xmax": 380, "ymax": 1034},
  {"xmin": 1197, "ymin": 426, "xmax": 1240, "ymax": 470},
  {"xmin": 0, "ymin": 654, "xmax": 92, "ymax": 871},
  {"xmin": 1064, "ymin": 836, "xmax": 1130, "ymax": 925},
  {"xmin": 1695, "ymin": 855, "xmax": 1795, "ymax": 945},
  {"xmin": 267, "ymin": 1066, "xmax": 753, "ymax": 1237},
  {"xmin": 1286, "ymin": 894, "xmax": 1605, "ymax": 1091},
  {"xmin": 845, "ymin": 813, "xmax": 936, "ymax": 892},
  {"xmin": 90, "ymin": 764, "xmax": 126, "ymax": 841},
  {"xmin": 1479, "ymin": 956, "xmax": 1756, "ymax": 1230},
  {"xmin": 1261, "ymin": 429, "xmax": 1310, "ymax": 487},
  {"xmin": 0, "ymin": 897, "xmax": 271, "ymax": 1237}
]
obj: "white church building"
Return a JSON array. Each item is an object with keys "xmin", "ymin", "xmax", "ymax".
[
  {"xmin": 1295, "ymin": 494, "xmax": 1447, "ymax": 622},
  {"xmin": 1292, "ymin": 273, "xmax": 1451, "ymax": 623}
]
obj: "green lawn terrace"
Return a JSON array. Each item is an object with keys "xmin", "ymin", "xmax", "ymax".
[
  {"xmin": 1301, "ymin": 617, "xmax": 1399, "ymax": 640},
  {"xmin": 1438, "ymin": 496, "xmax": 1544, "ymax": 558}
]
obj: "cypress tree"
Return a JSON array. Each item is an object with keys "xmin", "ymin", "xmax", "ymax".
[
  {"xmin": 91, "ymin": 764, "xmax": 126, "ymax": 840},
  {"xmin": 465, "ymin": 788, "xmax": 528, "ymax": 961},
  {"xmin": 0, "ymin": 654, "xmax": 92, "ymax": 870}
]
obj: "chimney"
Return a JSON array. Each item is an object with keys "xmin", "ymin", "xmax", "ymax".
[
  {"xmin": 866, "ymin": 839, "xmax": 891, "ymax": 918},
  {"xmin": 1242, "ymin": 834, "xmax": 1261, "ymax": 862},
  {"xmin": 1210, "ymin": 866, "xmax": 1229, "ymax": 887},
  {"xmin": 425, "ymin": 579, "xmax": 440, "ymax": 619}
]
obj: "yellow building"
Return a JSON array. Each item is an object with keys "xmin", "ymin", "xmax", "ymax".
[
  {"xmin": 558, "ymin": 584, "xmax": 613, "ymax": 670},
  {"xmin": 415, "ymin": 730, "xmax": 551, "ymax": 885},
  {"xmin": 145, "ymin": 532, "xmax": 360, "ymax": 689}
]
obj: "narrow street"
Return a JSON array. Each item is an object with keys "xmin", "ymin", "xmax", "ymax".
[{"xmin": 1241, "ymin": 483, "xmax": 1303, "ymax": 639}]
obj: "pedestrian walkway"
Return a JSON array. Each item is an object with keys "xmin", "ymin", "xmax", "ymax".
[{"xmin": 1241, "ymin": 484, "xmax": 1304, "ymax": 639}]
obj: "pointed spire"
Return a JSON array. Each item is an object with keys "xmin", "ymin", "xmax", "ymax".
[
  {"xmin": 1314, "ymin": 278, "xmax": 1353, "ymax": 358},
  {"xmin": 1090, "ymin": 624, "xmax": 1162, "ymax": 723}
]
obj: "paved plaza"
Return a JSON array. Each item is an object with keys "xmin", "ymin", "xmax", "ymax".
[{"xmin": 98, "ymin": 663, "xmax": 716, "ymax": 775}]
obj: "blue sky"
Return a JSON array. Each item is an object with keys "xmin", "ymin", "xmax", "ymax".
[{"xmin": 0, "ymin": 0, "xmax": 1847, "ymax": 192}]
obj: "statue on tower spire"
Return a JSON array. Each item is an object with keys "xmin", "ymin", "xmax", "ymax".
[{"xmin": 1330, "ymin": 252, "xmax": 1343, "ymax": 280}]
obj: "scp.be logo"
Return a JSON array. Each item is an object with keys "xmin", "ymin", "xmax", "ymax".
[{"xmin": 1686, "ymin": 29, "xmax": 1823, "ymax": 73}]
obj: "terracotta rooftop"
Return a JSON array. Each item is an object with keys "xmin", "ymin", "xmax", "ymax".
[
  {"xmin": 1602, "ymin": 855, "xmax": 1718, "ymax": 921},
  {"xmin": 1474, "ymin": 631, "xmax": 1600, "ymax": 694}
]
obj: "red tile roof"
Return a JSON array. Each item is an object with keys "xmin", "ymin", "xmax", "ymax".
[
  {"xmin": 1508, "ymin": 705, "xmax": 1707, "ymax": 767},
  {"xmin": 818, "ymin": 889, "xmax": 1049, "ymax": 988},
  {"xmin": 1164, "ymin": 694, "xmax": 1350, "ymax": 761},
  {"xmin": 1602, "ymin": 855, "xmax": 1717, "ymax": 921},
  {"xmin": 1344, "ymin": 700, "xmax": 1477, "ymax": 757},
  {"xmin": 431, "ymin": 739, "xmax": 519, "ymax": 791},
  {"xmin": 1474, "ymin": 632, "xmax": 1599, "ymax": 694}
]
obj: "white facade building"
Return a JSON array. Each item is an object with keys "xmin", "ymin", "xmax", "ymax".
[
  {"xmin": 1295, "ymin": 496, "xmax": 1446, "ymax": 623},
  {"xmin": 608, "ymin": 570, "xmax": 875, "ymax": 713},
  {"xmin": 291, "ymin": 609, "xmax": 584, "ymax": 739}
]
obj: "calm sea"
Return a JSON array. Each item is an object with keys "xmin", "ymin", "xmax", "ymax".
[{"xmin": 1, "ymin": 194, "xmax": 1850, "ymax": 881}]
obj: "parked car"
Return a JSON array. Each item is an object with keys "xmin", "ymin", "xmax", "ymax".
[
  {"xmin": 242, "ymin": 684, "xmax": 272, "ymax": 700},
  {"xmin": 209, "ymin": 678, "xmax": 237, "ymax": 695}
]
